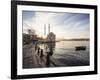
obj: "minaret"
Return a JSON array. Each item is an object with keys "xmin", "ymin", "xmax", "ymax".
[
  {"xmin": 48, "ymin": 24, "xmax": 50, "ymax": 33},
  {"xmin": 44, "ymin": 24, "xmax": 46, "ymax": 36}
]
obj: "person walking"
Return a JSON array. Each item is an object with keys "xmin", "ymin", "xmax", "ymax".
[
  {"xmin": 46, "ymin": 48, "xmax": 50, "ymax": 67},
  {"xmin": 40, "ymin": 49, "xmax": 43, "ymax": 58},
  {"xmin": 37, "ymin": 46, "xmax": 40, "ymax": 55}
]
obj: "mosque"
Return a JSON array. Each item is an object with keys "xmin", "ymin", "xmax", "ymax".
[{"xmin": 44, "ymin": 24, "xmax": 56, "ymax": 42}]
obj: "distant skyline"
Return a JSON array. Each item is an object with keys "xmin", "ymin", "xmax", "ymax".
[{"xmin": 22, "ymin": 11, "xmax": 90, "ymax": 39}]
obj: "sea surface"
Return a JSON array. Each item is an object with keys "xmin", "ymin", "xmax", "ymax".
[{"xmin": 38, "ymin": 41, "xmax": 90, "ymax": 66}]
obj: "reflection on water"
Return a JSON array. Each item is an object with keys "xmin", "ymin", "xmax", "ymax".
[
  {"xmin": 54, "ymin": 41, "xmax": 89, "ymax": 54},
  {"xmin": 35, "ymin": 41, "xmax": 89, "ymax": 67},
  {"xmin": 36, "ymin": 42, "xmax": 55, "ymax": 67}
]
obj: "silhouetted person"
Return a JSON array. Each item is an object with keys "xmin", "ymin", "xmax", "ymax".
[
  {"xmin": 37, "ymin": 47, "xmax": 40, "ymax": 55},
  {"xmin": 40, "ymin": 49, "xmax": 43, "ymax": 58},
  {"xmin": 35, "ymin": 45, "xmax": 37, "ymax": 51},
  {"xmin": 40, "ymin": 49, "xmax": 44, "ymax": 63},
  {"xmin": 46, "ymin": 50, "xmax": 50, "ymax": 67},
  {"xmin": 49, "ymin": 47, "xmax": 53, "ymax": 56}
]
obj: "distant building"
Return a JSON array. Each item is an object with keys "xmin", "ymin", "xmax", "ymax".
[
  {"xmin": 47, "ymin": 32, "xmax": 56, "ymax": 42},
  {"xmin": 23, "ymin": 29, "xmax": 38, "ymax": 45},
  {"xmin": 23, "ymin": 33, "xmax": 30, "ymax": 45}
]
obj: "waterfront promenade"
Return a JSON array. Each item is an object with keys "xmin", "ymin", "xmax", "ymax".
[
  {"xmin": 23, "ymin": 42, "xmax": 89, "ymax": 68},
  {"xmin": 23, "ymin": 43, "xmax": 58, "ymax": 68}
]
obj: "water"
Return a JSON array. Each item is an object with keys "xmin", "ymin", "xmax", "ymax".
[
  {"xmin": 53, "ymin": 41, "xmax": 89, "ymax": 57},
  {"xmin": 37, "ymin": 41, "xmax": 90, "ymax": 67}
]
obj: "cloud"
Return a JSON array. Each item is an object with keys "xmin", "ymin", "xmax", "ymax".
[{"xmin": 23, "ymin": 11, "xmax": 90, "ymax": 39}]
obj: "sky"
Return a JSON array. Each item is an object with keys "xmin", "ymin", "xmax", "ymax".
[{"xmin": 22, "ymin": 11, "xmax": 90, "ymax": 39}]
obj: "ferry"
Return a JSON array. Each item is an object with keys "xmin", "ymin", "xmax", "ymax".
[{"xmin": 75, "ymin": 46, "xmax": 86, "ymax": 51}]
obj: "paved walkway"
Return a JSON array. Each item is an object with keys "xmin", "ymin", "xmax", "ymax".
[{"xmin": 23, "ymin": 43, "xmax": 56, "ymax": 68}]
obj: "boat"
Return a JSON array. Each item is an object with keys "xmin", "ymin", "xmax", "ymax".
[{"xmin": 75, "ymin": 46, "xmax": 86, "ymax": 51}]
